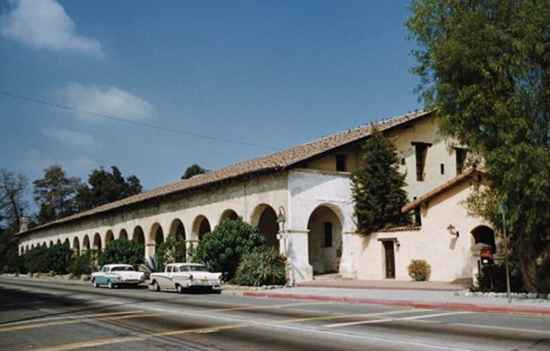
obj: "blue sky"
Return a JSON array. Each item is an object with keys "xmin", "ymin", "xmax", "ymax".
[{"xmin": 0, "ymin": 0, "xmax": 421, "ymax": 193}]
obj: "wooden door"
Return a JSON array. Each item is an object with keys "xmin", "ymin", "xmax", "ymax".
[{"xmin": 383, "ymin": 241, "xmax": 396, "ymax": 279}]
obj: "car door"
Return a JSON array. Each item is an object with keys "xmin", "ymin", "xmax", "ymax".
[{"xmin": 159, "ymin": 265, "xmax": 173, "ymax": 290}]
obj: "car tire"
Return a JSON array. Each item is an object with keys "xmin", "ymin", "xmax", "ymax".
[
  {"xmin": 107, "ymin": 280, "xmax": 115, "ymax": 289},
  {"xmin": 176, "ymin": 284, "xmax": 184, "ymax": 294},
  {"xmin": 150, "ymin": 281, "xmax": 160, "ymax": 292},
  {"xmin": 92, "ymin": 279, "xmax": 99, "ymax": 288}
]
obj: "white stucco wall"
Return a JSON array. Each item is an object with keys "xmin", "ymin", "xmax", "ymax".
[
  {"xmin": 286, "ymin": 169, "xmax": 355, "ymax": 282},
  {"xmin": 355, "ymin": 180, "xmax": 488, "ymax": 282}
]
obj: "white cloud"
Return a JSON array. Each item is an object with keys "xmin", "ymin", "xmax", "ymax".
[
  {"xmin": 57, "ymin": 83, "xmax": 154, "ymax": 121},
  {"xmin": 0, "ymin": 0, "xmax": 103, "ymax": 56},
  {"xmin": 42, "ymin": 128, "xmax": 98, "ymax": 148}
]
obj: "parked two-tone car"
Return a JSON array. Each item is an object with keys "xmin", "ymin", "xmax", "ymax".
[
  {"xmin": 91, "ymin": 264, "xmax": 146, "ymax": 289},
  {"xmin": 149, "ymin": 263, "xmax": 222, "ymax": 293}
]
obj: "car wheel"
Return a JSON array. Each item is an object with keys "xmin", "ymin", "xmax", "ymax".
[
  {"xmin": 107, "ymin": 280, "xmax": 114, "ymax": 289},
  {"xmin": 149, "ymin": 281, "xmax": 160, "ymax": 292},
  {"xmin": 92, "ymin": 279, "xmax": 99, "ymax": 288},
  {"xmin": 176, "ymin": 284, "xmax": 184, "ymax": 294}
]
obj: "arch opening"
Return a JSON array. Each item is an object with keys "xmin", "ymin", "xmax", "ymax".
[
  {"xmin": 150, "ymin": 223, "xmax": 164, "ymax": 246},
  {"xmin": 132, "ymin": 226, "xmax": 145, "ymax": 256},
  {"xmin": 193, "ymin": 215, "xmax": 211, "ymax": 241},
  {"xmin": 471, "ymin": 225, "xmax": 496, "ymax": 251},
  {"xmin": 63, "ymin": 238, "xmax": 70, "ymax": 247},
  {"xmin": 93, "ymin": 233, "xmax": 102, "ymax": 253},
  {"xmin": 73, "ymin": 237, "xmax": 80, "ymax": 256},
  {"xmin": 219, "ymin": 209, "xmax": 238, "ymax": 224},
  {"xmin": 83, "ymin": 235, "xmax": 90, "ymax": 251},
  {"xmin": 105, "ymin": 230, "xmax": 115, "ymax": 247},
  {"xmin": 168, "ymin": 219, "xmax": 186, "ymax": 241},
  {"xmin": 252, "ymin": 204, "xmax": 279, "ymax": 250},
  {"xmin": 307, "ymin": 205, "xmax": 343, "ymax": 275},
  {"xmin": 119, "ymin": 229, "xmax": 128, "ymax": 241}
]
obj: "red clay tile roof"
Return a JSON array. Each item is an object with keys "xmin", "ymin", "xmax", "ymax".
[
  {"xmin": 19, "ymin": 110, "xmax": 431, "ymax": 236},
  {"xmin": 401, "ymin": 168, "xmax": 485, "ymax": 213}
]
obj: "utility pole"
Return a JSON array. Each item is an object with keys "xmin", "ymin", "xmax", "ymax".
[{"xmin": 500, "ymin": 202, "xmax": 512, "ymax": 304}]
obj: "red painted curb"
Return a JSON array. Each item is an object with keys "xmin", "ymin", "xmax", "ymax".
[
  {"xmin": 296, "ymin": 283, "xmax": 463, "ymax": 292},
  {"xmin": 242, "ymin": 291, "xmax": 550, "ymax": 316}
]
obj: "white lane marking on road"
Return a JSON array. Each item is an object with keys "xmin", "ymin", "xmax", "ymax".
[
  {"xmin": 32, "ymin": 309, "xmax": 475, "ymax": 351},
  {"xmin": 325, "ymin": 311, "xmax": 474, "ymax": 328},
  {"xmin": 0, "ymin": 310, "xmax": 143, "ymax": 329}
]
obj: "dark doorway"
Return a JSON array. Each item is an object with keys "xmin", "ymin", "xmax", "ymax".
[{"xmin": 383, "ymin": 241, "xmax": 396, "ymax": 279}]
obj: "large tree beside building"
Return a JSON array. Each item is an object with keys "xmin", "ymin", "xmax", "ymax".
[
  {"xmin": 351, "ymin": 130, "xmax": 411, "ymax": 235},
  {"xmin": 0, "ymin": 169, "xmax": 28, "ymax": 231},
  {"xmin": 76, "ymin": 166, "xmax": 142, "ymax": 211},
  {"xmin": 408, "ymin": 0, "xmax": 550, "ymax": 292},
  {"xmin": 33, "ymin": 165, "xmax": 81, "ymax": 224},
  {"xmin": 0, "ymin": 169, "xmax": 29, "ymax": 272}
]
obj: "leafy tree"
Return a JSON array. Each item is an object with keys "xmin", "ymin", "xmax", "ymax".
[
  {"xmin": 351, "ymin": 131, "xmax": 411, "ymax": 235},
  {"xmin": 76, "ymin": 166, "xmax": 142, "ymax": 211},
  {"xmin": 155, "ymin": 236, "xmax": 187, "ymax": 272},
  {"xmin": 408, "ymin": 0, "xmax": 550, "ymax": 292},
  {"xmin": 69, "ymin": 251, "xmax": 94, "ymax": 276},
  {"xmin": 33, "ymin": 165, "xmax": 81, "ymax": 224},
  {"xmin": 0, "ymin": 169, "xmax": 29, "ymax": 273},
  {"xmin": 0, "ymin": 169, "xmax": 28, "ymax": 231},
  {"xmin": 193, "ymin": 219, "xmax": 266, "ymax": 280},
  {"xmin": 98, "ymin": 239, "xmax": 145, "ymax": 267},
  {"xmin": 181, "ymin": 164, "xmax": 207, "ymax": 180}
]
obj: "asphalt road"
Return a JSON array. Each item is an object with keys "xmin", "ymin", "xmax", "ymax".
[{"xmin": 1, "ymin": 278, "xmax": 550, "ymax": 351}]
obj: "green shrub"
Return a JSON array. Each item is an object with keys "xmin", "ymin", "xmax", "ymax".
[
  {"xmin": 47, "ymin": 243, "xmax": 73, "ymax": 274},
  {"xmin": 234, "ymin": 248, "xmax": 287, "ymax": 286},
  {"xmin": 25, "ymin": 246, "xmax": 49, "ymax": 273},
  {"xmin": 476, "ymin": 262, "xmax": 524, "ymax": 292},
  {"xmin": 69, "ymin": 251, "xmax": 93, "ymax": 276},
  {"xmin": 408, "ymin": 259, "xmax": 431, "ymax": 281},
  {"xmin": 155, "ymin": 236, "xmax": 187, "ymax": 272},
  {"xmin": 193, "ymin": 219, "xmax": 266, "ymax": 280},
  {"xmin": 98, "ymin": 239, "xmax": 144, "ymax": 267}
]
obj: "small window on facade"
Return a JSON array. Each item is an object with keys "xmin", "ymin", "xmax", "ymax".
[
  {"xmin": 324, "ymin": 222, "xmax": 333, "ymax": 247},
  {"xmin": 440, "ymin": 163, "xmax": 445, "ymax": 175},
  {"xmin": 336, "ymin": 154, "xmax": 347, "ymax": 172},
  {"xmin": 412, "ymin": 142, "xmax": 430, "ymax": 182},
  {"xmin": 456, "ymin": 148, "xmax": 468, "ymax": 174},
  {"xmin": 401, "ymin": 157, "xmax": 406, "ymax": 165}
]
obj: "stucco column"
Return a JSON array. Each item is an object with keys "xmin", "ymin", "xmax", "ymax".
[
  {"xmin": 339, "ymin": 231, "xmax": 358, "ymax": 279},
  {"xmin": 145, "ymin": 243, "xmax": 155, "ymax": 262},
  {"xmin": 185, "ymin": 240, "xmax": 198, "ymax": 262},
  {"xmin": 285, "ymin": 229, "xmax": 313, "ymax": 283}
]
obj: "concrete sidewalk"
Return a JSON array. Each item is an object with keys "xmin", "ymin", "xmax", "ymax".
[
  {"xmin": 243, "ymin": 286, "xmax": 550, "ymax": 316},
  {"xmin": 297, "ymin": 279, "xmax": 467, "ymax": 291}
]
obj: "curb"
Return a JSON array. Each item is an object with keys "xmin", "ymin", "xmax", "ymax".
[
  {"xmin": 296, "ymin": 283, "xmax": 464, "ymax": 292},
  {"xmin": 242, "ymin": 291, "xmax": 550, "ymax": 316}
]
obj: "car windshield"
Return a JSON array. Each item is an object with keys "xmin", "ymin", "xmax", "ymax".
[
  {"xmin": 111, "ymin": 266, "xmax": 134, "ymax": 272},
  {"xmin": 178, "ymin": 265, "xmax": 208, "ymax": 272}
]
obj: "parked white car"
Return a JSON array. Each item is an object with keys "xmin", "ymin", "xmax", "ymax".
[
  {"xmin": 91, "ymin": 264, "xmax": 146, "ymax": 289},
  {"xmin": 149, "ymin": 263, "xmax": 222, "ymax": 293}
]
